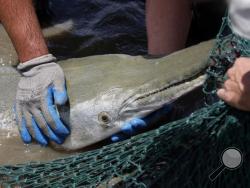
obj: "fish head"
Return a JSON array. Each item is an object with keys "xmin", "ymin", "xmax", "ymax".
[
  {"xmin": 58, "ymin": 75, "xmax": 205, "ymax": 151},
  {"xmin": 59, "ymin": 87, "xmax": 138, "ymax": 150}
]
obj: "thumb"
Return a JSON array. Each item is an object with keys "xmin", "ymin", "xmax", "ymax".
[
  {"xmin": 217, "ymin": 88, "xmax": 229, "ymax": 101},
  {"xmin": 52, "ymin": 65, "xmax": 69, "ymax": 105},
  {"xmin": 111, "ymin": 133, "xmax": 127, "ymax": 142},
  {"xmin": 217, "ymin": 88, "xmax": 238, "ymax": 105},
  {"xmin": 53, "ymin": 82, "xmax": 68, "ymax": 105}
]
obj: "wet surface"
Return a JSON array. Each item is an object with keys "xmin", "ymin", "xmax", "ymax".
[{"xmin": 0, "ymin": 131, "xmax": 72, "ymax": 165}]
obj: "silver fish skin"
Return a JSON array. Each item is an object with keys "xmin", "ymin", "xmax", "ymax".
[
  {"xmin": 0, "ymin": 23, "xmax": 214, "ymax": 150},
  {"xmin": 56, "ymin": 40, "xmax": 213, "ymax": 150}
]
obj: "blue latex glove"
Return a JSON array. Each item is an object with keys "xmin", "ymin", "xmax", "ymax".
[
  {"xmin": 15, "ymin": 54, "xmax": 70, "ymax": 146},
  {"xmin": 111, "ymin": 104, "xmax": 173, "ymax": 142}
]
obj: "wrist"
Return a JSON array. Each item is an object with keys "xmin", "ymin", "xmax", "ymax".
[
  {"xmin": 17, "ymin": 54, "xmax": 57, "ymax": 71},
  {"xmin": 19, "ymin": 49, "xmax": 49, "ymax": 63}
]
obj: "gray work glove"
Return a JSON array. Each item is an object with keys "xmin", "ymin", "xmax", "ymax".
[{"xmin": 15, "ymin": 54, "xmax": 70, "ymax": 146}]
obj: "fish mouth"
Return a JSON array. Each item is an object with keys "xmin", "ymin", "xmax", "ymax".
[
  {"xmin": 118, "ymin": 70, "xmax": 206, "ymax": 118},
  {"xmin": 124, "ymin": 68, "xmax": 205, "ymax": 104}
]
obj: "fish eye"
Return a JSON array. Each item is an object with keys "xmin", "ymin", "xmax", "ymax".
[{"xmin": 98, "ymin": 112, "xmax": 112, "ymax": 125}]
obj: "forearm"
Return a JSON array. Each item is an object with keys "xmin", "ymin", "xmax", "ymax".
[
  {"xmin": 146, "ymin": 0, "xmax": 192, "ymax": 56},
  {"xmin": 0, "ymin": 0, "xmax": 48, "ymax": 62}
]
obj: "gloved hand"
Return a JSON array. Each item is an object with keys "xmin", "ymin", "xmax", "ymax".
[
  {"xmin": 111, "ymin": 104, "xmax": 173, "ymax": 142},
  {"xmin": 111, "ymin": 118, "xmax": 147, "ymax": 142},
  {"xmin": 15, "ymin": 54, "xmax": 70, "ymax": 146}
]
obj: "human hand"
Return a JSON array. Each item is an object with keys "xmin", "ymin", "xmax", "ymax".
[
  {"xmin": 111, "ymin": 118, "xmax": 147, "ymax": 142},
  {"xmin": 15, "ymin": 54, "xmax": 70, "ymax": 146},
  {"xmin": 217, "ymin": 57, "xmax": 250, "ymax": 111}
]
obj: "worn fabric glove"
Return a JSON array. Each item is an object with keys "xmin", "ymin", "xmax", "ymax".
[{"xmin": 15, "ymin": 54, "xmax": 70, "ymax": 146}]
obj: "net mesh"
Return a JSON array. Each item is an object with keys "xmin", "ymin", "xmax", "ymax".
[{"xmin": 1, "ymin": 16, "xmax": 250, "ymax": 188}]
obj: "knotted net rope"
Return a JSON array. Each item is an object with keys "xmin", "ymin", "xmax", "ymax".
[{"xmin": 1, "ymin": 16, "xmax": 250, "ymax": 188}]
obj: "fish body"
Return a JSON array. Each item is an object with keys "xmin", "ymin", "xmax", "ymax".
[
  {"xmin": 0, "ymin": 25, "xmax": 213, "ymax": 150},
  {"xmin": 58, "ymin": 41, "xmax": 212, "ymax": 150}
]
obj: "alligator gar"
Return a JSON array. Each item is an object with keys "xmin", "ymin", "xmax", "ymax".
[
  {"xmin": 0, "ymin": 24, "xmax": 213, "ymax": 164},
  {"xmin": 0, "ymin": 25, "xmax": 213, "ymax": 156},
  {"xmin": 57, "ymin": 40, "xmax": 213, "ymax": 150}
]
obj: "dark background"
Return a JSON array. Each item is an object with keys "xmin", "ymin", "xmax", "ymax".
[{"xmin": 34, "ymin": 0, "xmax": 226, "ymax": 60}]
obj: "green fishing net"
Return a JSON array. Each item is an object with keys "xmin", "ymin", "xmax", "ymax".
[{"xmin": 1, "ymin": 16, "xmax": 250, "ymax": 188}]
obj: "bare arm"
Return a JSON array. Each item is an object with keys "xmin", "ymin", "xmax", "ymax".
[
  {"xmin": 0, "ymin": 0, "xmax": 48, "ymax": 62},
  {"xmin": 146, "ymin": 0, "xmax": 192, "ymax": 56}
]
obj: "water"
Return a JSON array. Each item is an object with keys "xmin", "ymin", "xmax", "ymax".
[{"xmin": 36, "ymin": 0, "xmax": 147, "ymax": 59}]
